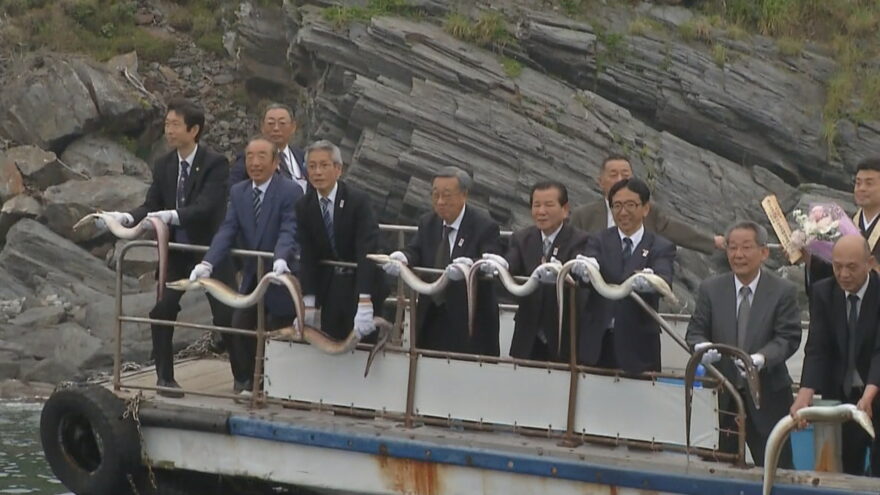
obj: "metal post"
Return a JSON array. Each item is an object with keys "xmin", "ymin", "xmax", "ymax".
[
  {"xmin": 113, "ymin": 241, "xmax": 127, "ymax": 391},
  {"xmin": 561, "ymin": 284, "xmax": 582, "ymax": 447},
  {"xmin": 404, "ymin": 288, "xmax": 418, "ymax": 428},
  {"xmin": 392, "ymin": 230, "xmax": 406, "ymax": 345},
  {"xmin": 251, "ymin": 257, "xmax": 267, "ymax": 408}
]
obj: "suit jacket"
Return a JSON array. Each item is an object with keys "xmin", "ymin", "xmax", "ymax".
[
  {"xmin": 569, "ymin": 200, "xmax": 716, "ymax": 254},
  {"xmin": 579, "ymin": 227, "xmax": 676, "ymax": 373},
  {"xmin": 129, "ymin": 146, "xmax": 229, "ymax": 246},
  {"xmin": 402, "ymin": 206, "xmax": 502, "ymax": 356},
  {"xmin": 686, "ymin": 269, "xmax": 802, "ymax": 432},
  {"xmin": 801, "ymin": 272, "xmax": 880, "ymax": 400},
  {"xmin": 228, "ymin": 145, "xmax": 307, "ymax": 193},
  {"xmin": 204, "ymin": 177, "xmax": 302, "ymax": 317},
  {"xmin": 506, "ymin": 223, "xmax": 590, "ymax": 360},
  {"xmin": 295, "ymin": 180, "xmax": 386, "ymax": 337}
]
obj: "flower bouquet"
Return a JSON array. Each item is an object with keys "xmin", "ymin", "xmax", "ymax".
[{"xmin": 790, "ymin": 203, "xmax": 860, "ymax": 261}]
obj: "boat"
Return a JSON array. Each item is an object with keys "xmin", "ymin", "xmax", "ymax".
[{"xmin": 38, "ymin": 230, "xmax": 880, "ymax": 494}]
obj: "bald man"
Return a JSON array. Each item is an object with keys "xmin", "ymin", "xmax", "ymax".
[{"xmin": 793, "ymin": 235, "xmax": 880, "ymax": 476}]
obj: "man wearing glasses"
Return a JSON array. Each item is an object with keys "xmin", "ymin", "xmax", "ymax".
[
  {"xmin": 575, "ymin": 177, "xmax": 676, "ymax": 373},
  {"xmin": 570, "ymin": 156, "xmax": 724, "ymax": 253},
  {"xmin": 686, "ymin": 221, "xmax": 801, "ymax": 468}
]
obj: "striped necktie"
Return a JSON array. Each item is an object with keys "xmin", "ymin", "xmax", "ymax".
[
  {"xmin": 253, "ymin": 187, "xmax": 262, "ymax": 221},
  {"xmin": 622, "ymin": 237, "xmax": 633, "ymax": 261},
  {"xmin": 279, "ymin": 152, "xmax": 293, "ymax": 180}
]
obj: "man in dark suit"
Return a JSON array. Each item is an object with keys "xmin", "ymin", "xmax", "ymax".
[
  {"xmin": 98, "ymin": 98, "xmax": 233, "ymax": 397},
  {"xmin": 807, "ymin": 158, "xmax": 880, "ymax": 293},
  {"xmin": 383, "ymin": 166, "xmax": 502, "ymax": 356},
  {"xmin": 295, "ymin": 140, "xmax": 385, "ymax": 339},
  {"xmin": 191, "ymin": 136, "xmax": 302, "ymax": 396},
  {"xmin": 490, "ymin": 180, "xmax": 588, "ymax": 360},
  {"xmin": 229, "ymin": 103, "xmax": 307, "ymax": 195},
  {"xmin": 576, "ymin": 177, "xmax": 675, "ymax": 374},
  {"xmin": 793, "ymin": 234, "xmax": 880, "ymax": 476},
  {"xmin": 686, "ymin": 220, "xmax": 802, "ymax": 468},
  {"xmin": 569, "ymin": 156, "xmax": 724, "ymax": 254}
]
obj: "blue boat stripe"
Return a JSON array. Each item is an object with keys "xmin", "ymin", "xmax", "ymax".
[{"xmin": 228, "ymin": 415, "xmax": 869, "ymax": 495}]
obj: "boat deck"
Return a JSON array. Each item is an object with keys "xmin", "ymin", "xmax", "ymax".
[{"xmin": 109, "ymin": 358, "xmax": 880, "ymax": 495}]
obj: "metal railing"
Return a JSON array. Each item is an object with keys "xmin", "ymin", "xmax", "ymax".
[{"xmin": 111, "ymin": 225, "xmax": 748, "ymax": 465}]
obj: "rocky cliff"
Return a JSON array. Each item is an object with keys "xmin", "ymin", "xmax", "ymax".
[{"xmin": 0, "ymin": 0, "xmax": 866, "ymax": 383}]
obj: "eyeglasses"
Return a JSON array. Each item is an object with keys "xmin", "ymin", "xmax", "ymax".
[{"xmin": 610, "ymin": 201, "xmax": 642, "ymax": 211}]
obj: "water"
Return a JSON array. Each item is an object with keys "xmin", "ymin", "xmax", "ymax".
[{"xmin": 0, "ymin": 401, "xmax": 68, "ymax": 495}]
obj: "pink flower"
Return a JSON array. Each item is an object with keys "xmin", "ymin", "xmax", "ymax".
[{"xmin": 809, "ymin": 206, "xmax": 826, "ymax": 222}]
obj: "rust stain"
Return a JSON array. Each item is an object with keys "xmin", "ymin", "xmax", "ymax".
[
  {"xmin": 376, "ymin": 454, "xmax": 442, "ymax": 495},
  {"xmin": 815, "ymin": 440, "xmax": 837, "ymax": 472}
]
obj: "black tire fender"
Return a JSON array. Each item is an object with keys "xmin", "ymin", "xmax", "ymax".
[{"xmin": 40, "ymin": 386, "xmax": 142, "ymax": 495}]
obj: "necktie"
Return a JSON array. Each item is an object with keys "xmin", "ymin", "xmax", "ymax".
[
  {"xmin": 279, "ymin": 151, "xmax": 293, "ymax": 180},
  {"xmin": 845, "ymin": 294, "xmax": 860, "ymax": 397},
  {"xmin": 542, "ymin": 237, "xmax": 553, "ymax": 261},
  {"xmin": 736, "ymin": 286, "xmax": 752, "ymax": 350},
  {"xmin": 176, "ymin": 160, "xmax": 189, "ymax": 208},
  {"xmin": 432, "ymin": 225, "xmax": 453, "ymax": 305},
  {"xmin": 321, "ymin": 197, "xmax": 336, "ymax": 253},
  {"xmin": 253, "ymin": 187, "xmax": 263, "ymax": 221},
  {"xmin": 622, "ymin": 237, "xmax": 633, "ymax": 262}
]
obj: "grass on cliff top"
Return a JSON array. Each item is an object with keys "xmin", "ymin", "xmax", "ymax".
[
  {"xmin": 323, "ymin": 0, "xmax": 425, "ymax": 28},
  {"xmin": 443, "ymin": 11, "xmax": 518, "ymax": 51},
  {"xmin": 695, "ymin": 0, "xmax": 880, "ymax": 158},
  {"xmin": 1, "ymin": 0, "xmax": 176, "ymax": 62}
]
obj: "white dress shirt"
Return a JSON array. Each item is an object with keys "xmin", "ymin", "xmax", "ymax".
[{"xmin": 734, "ymin": 270, "xmax": 761, "ymax": 313}]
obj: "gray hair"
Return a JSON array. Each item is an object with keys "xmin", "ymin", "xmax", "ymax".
[
  {"xmin": 725, "ymin": 220, "xmax": 769, "ymax": 246},
  {"xmin": 263, "ymin": 102, "xmax": 296, "ymax": 122},
  {"xmin": 247, "ymin": 134, "xmax": 279, "ymax": 159},
  {"xmin": 433, "ymin": 166, "xmax": 472, "ymax": 194},
  {"xmin": 305, "ymin": 139, "xmax": 343, "ymax": 166}
]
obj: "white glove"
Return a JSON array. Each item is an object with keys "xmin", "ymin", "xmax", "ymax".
[
  {"xmin": 95, "ymin": 211, "xmax": 134, "ymax": 230},
  {"xmin": 480, "ymin": 253, "xmax": 508, "ymax": 277},
  {"xmin": 273, "ymin": 259, "xmax": 291, "ymax": 276},
  {"xmin": 694, "ymin": 341, "xmax": 721, "ymax": 365},
  {"xmin": 571, "ymin": 255, "xmax": 600, "ymax": 284},
  {"xmin": 446, "ymin": 257, "xmax": 473, "ymax": 281},
  {"xmin": 534, "ymin": 264, "xmax": 558, "ymax": 284},
  {"xmin": 189, "ymin": 262, "xmax": 212, "ymax": 281},
  {"xmin": 735, "ymin": 353, "xmax": 765, "ymax": 377},
  {"xmin": 631, "ymin": 274, "xmax": 655, "ymax": 293},
  {"xmin": 147, "ymin": 209, "xmax": 178, "ymax": 225},
  {"xmin": 382, "ymin": 251, "xmax": 408, "ymax": 276},
  {"xmin": 352, "ymin": 302, "xmax": 375, "ymax": 338}
]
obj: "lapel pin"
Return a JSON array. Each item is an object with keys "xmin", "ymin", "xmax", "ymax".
[
  {"xmin": 642, "ymin": 249, "xmax": 649, "ymax": 257},
  {"xmin": 552, "ymin": 246, "xmax": 559, "ymax": 256},
  {"xmin": 458, "ymin": 238, "xmax": 464, "ymax": 247},
  {"xmin": 195, "ymin": 167, "xmax": 199, "ymax": 172},
  {"xmin": 340, "ymin": 199, "xmax": 345, "ymax": 209}
]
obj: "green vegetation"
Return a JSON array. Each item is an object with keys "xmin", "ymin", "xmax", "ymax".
[
  {"xmin": 323, "ymin": 0, "xmax": 423, "ymax": 28},
  {"xmin": 1, "ymin": 0, "xmax": 177, "ymax": 62},
  {"xmin": 678, "ymin": 16, "xmax": 714, "ymax": 42},
  {"xmin": 775, "ymin": 36, "xmax": 802, "ymax": 56},
  {"xmin": 558, "ymin": 0, "xmax": 584, "ymax": 17},
  {"xmin": 628, "ymin": 16, "xmax": 663, "ymax": 36},
  {"xmin": 711, "ymin": 43, "xmax": 727, "ymax": 68},
  {"xmin": 693, "ymin": 0, "xmax": 880, "ymax": 157},
  {"xmin": 500, "ymin": 56, "xmax": 523, "ymax": 78},
  {"xmin": 443, "ymin": 10, "xmax": 517, "ymax": 51}
]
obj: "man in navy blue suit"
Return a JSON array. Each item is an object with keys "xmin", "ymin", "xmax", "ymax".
[
  {"xmin": 191, "ymin": 136, "xmax": 302, "ymax": 395},
  {"xmin": 228, "ymin": 103, "xmax": 307, "ymax": 195},
  {"xmin": 575, "ymin": 177, "xmax": 676, "ymax": 374}
]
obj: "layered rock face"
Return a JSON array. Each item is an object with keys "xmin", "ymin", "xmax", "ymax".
[{"xmin": 0, "ymin": 0, "xmax": 867, "ymax": 384}]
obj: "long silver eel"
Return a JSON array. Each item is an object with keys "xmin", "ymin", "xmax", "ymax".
[
  {"xmin": 74, "ymin": 212, "xmax": 169, "ymax": 300},
  {"xmin": 168, "ymin": 273, "xmax": 389, "ymax": 376},
  {"xmin": 763, "ymin": 404, "xmax": 874, "ymax": 495},
  {"xmin": 556, "ymin": 258, "xmax": 678, "ymax": 355}
]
